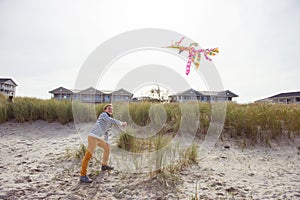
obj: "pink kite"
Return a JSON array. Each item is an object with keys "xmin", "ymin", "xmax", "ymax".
[{"xmin": 165, "ymin": 37, "xmax": 219, "ymax": 75}]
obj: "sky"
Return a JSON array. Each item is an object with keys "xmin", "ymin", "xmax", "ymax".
[{"xmin": 0, "ymin": 0, "xmax": 300, "ymax": 103}]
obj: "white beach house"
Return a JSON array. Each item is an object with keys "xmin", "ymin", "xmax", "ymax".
[{"xmin": 0, "ymin": 78, "xmax": 18, "ymax": 97}]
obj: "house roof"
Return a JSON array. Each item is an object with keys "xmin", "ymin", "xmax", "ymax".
[
  {"xmin": 48, "ymin": 86, "xmax": 133, "ymax": 96},
  {"xmin": 176, "ymin": 88, "xmax": 202, "ymax": 96},
  {"xmin": 269, "ymin": 91, "xmax": 300, "ymax": 98},
  {"xmin": 112, "ymin": 88, "xmax": 133, "ymax": 96},
  {"xmin": 77, "ymin": 87, "xmax": 104, "ymax": 95},
  {"xmin": 175, "ymin": 89, "xmax": 238, "ymax": 97},
  {"xmin": 199, "ymin": 91, "xmax": 219, "ymax": 96},
  {"xmin": 70, "ymin": 89, "xmax": 82, "ymax": 93},
  {"xmin": 255, "ymin": 98, "xmax": 274, "ymax": 103},
  {"xmin": 49, "ymin": 86, "xmax": 73, "ymax": 94},
  {"xmin": 218, "ymin": 90, "xmax": 239, "ymax": 97},
  {"xmin": 0, "ymin": 78, "xmax": 18, "ymax": 86}
]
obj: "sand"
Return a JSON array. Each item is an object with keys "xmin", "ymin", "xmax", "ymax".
[{"xmin": 0, "ymin": 120, "xmax": 299, "ymax": 199}]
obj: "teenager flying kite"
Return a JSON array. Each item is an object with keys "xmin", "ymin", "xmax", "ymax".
[{"xmin": 80, "ymin": 104, "xmax": 127, "ymax": 183}]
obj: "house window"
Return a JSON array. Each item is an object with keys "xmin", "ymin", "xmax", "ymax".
[
  {"xmin": 183, "ymin": 96, "xmax": 191, "ymax": 100},
  {"xmin": 279, "ymin": 99, "xmax": 285, "ymax": 103},
  {"xmin": 191, "ymin": 96, "xmax": 197, "ymax": 100},
  {"xmin": 104, "ymin": 95, "xmax": 110, "ymax": 102},
  {"xmin": 95, "ymin": 95, "xmax": 101, "ymax": 100},
  {"xmin": 73, "ymin": 95, "xmax": 79, "ymax": 100}
]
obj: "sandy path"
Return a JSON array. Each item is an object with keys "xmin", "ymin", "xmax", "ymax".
[
  {"xmin": 0, "ymin": 121, "xmax": 299, "ymax": 199},
  {"xmin": 0, "ymin": 121, "xmax": 80, "ymax": 199}
]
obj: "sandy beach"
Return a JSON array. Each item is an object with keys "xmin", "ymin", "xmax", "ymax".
[{"xmin": 0, "ymin": 120, "xmax": 299, "ymax": 200}]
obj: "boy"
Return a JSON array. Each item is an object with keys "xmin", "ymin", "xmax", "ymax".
[{"xmin": 80, "ymin": 104, "xmax": 127, "ymax": 183}]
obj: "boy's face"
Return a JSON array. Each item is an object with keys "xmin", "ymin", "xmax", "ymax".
[{"xmin": 105, "ymin": 106, "xmax": 113, "ymax": 115}]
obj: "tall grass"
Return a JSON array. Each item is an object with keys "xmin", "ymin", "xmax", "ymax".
[
  {"xmin": 128, "ymin": 102, "xmax": 151, "ymax": 126},
  {"xmin": 225, "ymin": 102, "xmax": 300, "ymax": 146},
  {"xmin": 0, "ymin": 94, "xmax": 6, "ymax": 103},
  {"xmin": 0, "ymin": 94, "xmax": 11, "ymax": 122},
  {"xmin": 72, "ymin": 101, "xmax": 96, "ymax": 123},
  {"xmin": 0, "ymin": 96, "xmax": 74, "ymax": 124},
  {"xmin": 12, "ymin": 98, "xmax": 74, "ymax": 124},
  {"xmin": 0, "ymin": 96, "xmax": 299, "ymax": 146},
  {"xmin": 116, "ymin": 128, "xmax": 198, "ymax": 176}
]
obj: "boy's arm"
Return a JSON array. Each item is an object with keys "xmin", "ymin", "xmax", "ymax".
[{"xmin": 102, "ymin": 113, "xmax": 124, "ymax": 126}]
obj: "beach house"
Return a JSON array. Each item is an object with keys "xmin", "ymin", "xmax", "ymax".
[
  {"xmin": 168, "ymin": 88, "xmax": 238, "ymax": 102},
  {"xmin": 255, "ymin": 91, "xmax": 300, "ymax": 104},
  {"xmin": 0, "ymin": 78, "xmax": 18, "ymax": 97},
  {"xmin": 111, "ymin": 88, "xmax": 133, "ymax": 102},
  {"xmin": 49, "ymin": 86, "xmax": 133, "ymax": 103}
]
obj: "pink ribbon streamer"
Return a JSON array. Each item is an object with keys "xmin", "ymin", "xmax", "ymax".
[{"xmin": 166, "ymin": 38, "xmax": 218, "ymax": 75}]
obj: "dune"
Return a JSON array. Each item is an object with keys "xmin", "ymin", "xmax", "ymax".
[{"xmin": 0, "ymin": 120, "xmax": 299, "ymax": 199}]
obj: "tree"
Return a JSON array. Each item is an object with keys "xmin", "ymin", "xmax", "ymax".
[{"xmin": 149, "ymin": 84, "xmax": 169, "ymax": 103}]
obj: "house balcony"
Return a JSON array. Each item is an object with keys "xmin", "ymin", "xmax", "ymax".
[
  {"xmin": 0, "ymin": 86, "xmax": 15, "ymax": 91},
  {"xmin": 81, "ymin": 98, "xmax": 102, "ymax": 103}
]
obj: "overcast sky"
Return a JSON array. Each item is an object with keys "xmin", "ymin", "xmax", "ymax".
[{"xmin": 1, "ymin": 0, "xmax": 299, "ymax": 103}]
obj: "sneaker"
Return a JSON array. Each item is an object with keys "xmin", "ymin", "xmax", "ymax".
[
  {"xmin": 80, "ymin": 175, "xmax": 92, "ymax": 183},
  {"xmin": 101, "ymin": 165, "xmax": 114, "ymax": 171}
]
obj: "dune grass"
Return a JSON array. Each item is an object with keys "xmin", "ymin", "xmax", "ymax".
[
  {"xmin": 115, "ymin": 102, "xmax": 300, "ymax": 148},
  {"xmin": 225, "ymin": 102, "xmax": 300, "ymax": 146},
  {"xmin": 0, "ymin": 94, "xmax": 12, "ymax": 122},
  {"xmin": 116, "ymin": 128, "xmax": 199, "ymax": 176},
  {"xmin": 0, "ymin": 95, "xmax": 74, "ymax": 124},
  {"xmin": 0, "ymin": 95, "xmax": 299, "ymax": 145}
]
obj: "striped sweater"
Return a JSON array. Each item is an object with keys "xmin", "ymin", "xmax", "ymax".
[{"xmin": 89, "ymin": 112, "xmax": 123, "ymax": 140}]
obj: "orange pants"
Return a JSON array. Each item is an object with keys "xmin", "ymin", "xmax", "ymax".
[{"xmin": 80, "ymin": 135, "xmax": 110, "ymax": 176}]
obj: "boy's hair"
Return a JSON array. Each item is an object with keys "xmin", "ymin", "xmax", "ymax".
[{"xmin": 103, "ymin": 104, "xmax": 112, "ymax": 111}]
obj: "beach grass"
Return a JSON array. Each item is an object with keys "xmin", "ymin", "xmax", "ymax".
[
  {"xmin": 225, "ymin": 102, "xmax": 300, "ymax": 146},
  {"xmin": 116, "ymin": 128, "xmax": 199, "ymax": 176},
  {"xmin": 0, "ymin": 96, "xmax": 74, "ymax": 124},
  {"xmin": 0, "ymin": 96, "xmax": 299, "ymax": 145}
]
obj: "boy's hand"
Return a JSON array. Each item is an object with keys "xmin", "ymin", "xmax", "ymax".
[{"xmin": 122, "ymin": 122, "xmax": 127, "ymax": 127}]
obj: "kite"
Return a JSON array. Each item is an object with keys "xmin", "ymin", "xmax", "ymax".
[{"xmin": 165, "ymin": 37, "xmax": 219, "ymax": 75}]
